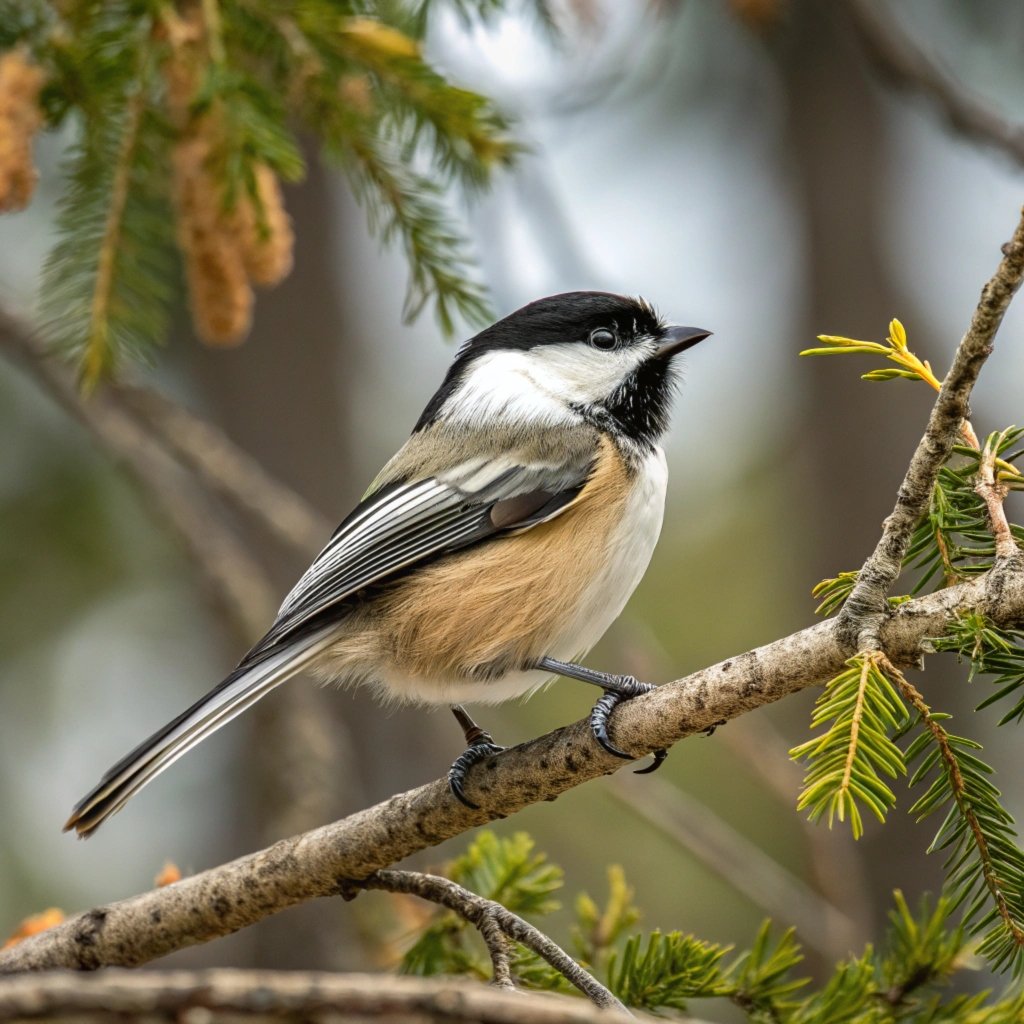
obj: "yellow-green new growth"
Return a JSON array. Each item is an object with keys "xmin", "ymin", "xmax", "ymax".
[
  {"xmin": 801, "ymin": 318, "xmax": 943, "ymax": 389},
  {"xmin": 790, "ymin": 653, "xmax": 909, "ymax": 840}
]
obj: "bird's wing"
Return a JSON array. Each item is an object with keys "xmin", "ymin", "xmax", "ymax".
[
  {"xmin": 64, "ymin": 441, "xmax": 599, "ymax": 836},
  {"xmin": 246, "ymin": 446, "xmax": 597, "ymax": 659}
]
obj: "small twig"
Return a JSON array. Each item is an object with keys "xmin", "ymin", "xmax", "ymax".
[
  {"xmin": 883, "ymin": 962, "xmax": 937, "ymax": 1008},
  {"xmin": 976, "ymin": 433, "xmax": 1019, "ymax": 561},
  {"xmin": 84, "ymin": 73, "xmax": 149, "ymax": 389},
  {"xmin": 839, "ymin": 656, "xmax": 872, "ymax": 797},
  {"xmin": 477, "ymin": 911, "xmax": 516, "ymax": 992},
  {"xmin": 346, "ymin": 870, "xmax": 628, "ymax": 1014},
  {"xmin": 845, "ymin": 0, "xmax": 1024, "ymax": 170},
  {"xmin": 113, "ymin": 381, "xmax": 332, "ymax": 556},
  {"xmin": 838, "ymin": 207, "xmax": 1024, "ymax": 650}
]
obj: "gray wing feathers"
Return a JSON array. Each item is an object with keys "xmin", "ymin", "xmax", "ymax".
[
  {"xmin": 66, "ymin": 437, "xmax": 598, "ymax": 836},
  {"xmin": 64, "ymin": 627, "xmax": 336, "ymax": 836}
]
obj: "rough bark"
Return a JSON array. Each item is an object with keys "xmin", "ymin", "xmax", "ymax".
[{"xmin": 0, "ymin": 971, "xmax": 624, "ymax": 1024}]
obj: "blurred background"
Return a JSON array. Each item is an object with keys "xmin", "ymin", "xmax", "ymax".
[{"xmin": 2, "ymin": 0, "xmax": 1024, "ymax": 997}]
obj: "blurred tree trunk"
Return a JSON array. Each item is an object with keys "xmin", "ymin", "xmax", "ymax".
[{"xmin": 776, "ymin": 0, "xmax": 946, "ymax": 930}]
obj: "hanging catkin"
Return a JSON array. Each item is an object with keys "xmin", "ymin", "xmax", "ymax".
[{"xmin": 0, "ymin": 49, "xmax": 45, "ymax": 213}]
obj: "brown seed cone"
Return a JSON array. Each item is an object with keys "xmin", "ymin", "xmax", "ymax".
[
  {"xmin": 338, "ymin": 74, "xmax": 374, "ymax": 117},
  {"xmin": 162, "ymin": 7, "xmax": 255, "ymax": 346},
  {"xmin": 172, "ymin": 136, "xmax": 253, "ymax": 346},
  {"xmin": 729, "ymin": 0, "xmax": 786, "ymax": 30},
  {"xmin": 233, "ymin": 163, "xmax": 294, "ymax": 287},
  {"xmin": 0, "ymin": 49, "xmax": 46, "ymax": 213}
]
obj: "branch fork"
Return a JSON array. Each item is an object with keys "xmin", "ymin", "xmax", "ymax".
[{"xmin": 3, "ymin": 210, "xmax": 1024, "ymax": 987}]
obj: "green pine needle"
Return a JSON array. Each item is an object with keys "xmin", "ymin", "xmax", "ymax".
[
  {"xmin": 448, "ymin": 831, "xmax": 563, "ymax": 916},
  {"xmin": 41, "ymin": 48, "xmax": 175, "ymax": 384},
  {"xmin": 934, "ymin": 614, "xmax": 1024, "ymax": 726},
  {"xmin": 791, "ymin": 654, "xmax": 910, "ymax": 839},
  {"xmin": 606, "ymin": 930, "xmax": 732, "ymax": 1011},
  {"xmin": 903, "ymin": 428, "xmax": 1024, "ymax": 594},
  {"xmin": 903, "ymin": 693, "xmax": 1024, "ymax": 977}
]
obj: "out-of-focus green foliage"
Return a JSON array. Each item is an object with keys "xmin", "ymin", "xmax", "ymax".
[{"xmin": 396, "ymin": 831, "xmax": 1024, "ymax": 1020}]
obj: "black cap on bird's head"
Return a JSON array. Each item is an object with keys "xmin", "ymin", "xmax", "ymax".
[{"xmin": 416, "ymin": 291, "xmax": 711, "ymax": 447}]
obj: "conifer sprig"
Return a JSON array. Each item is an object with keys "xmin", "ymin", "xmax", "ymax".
[
  {"xmin": 1, "ymin": 0, "xmax": 521, "ymax": 381},
  {"xmin": 899, "ymin": 669, "xmax": 1024, "ymax": 976},
  {"xmin": 389, "ymin": 830, "xmax": 1024, "ymax": 1018},
  {"xmin": 790, "ymin": 653, "xmax": 910, "ymax": 839},
  {"xmin": 902, "ymin": 428, "xmax": 1024, "ymax": 594},
  {"xmin": 812, "ymin": 426, "xmax": 1023, "ymax": 615},
  {"xmin": 40, "ymin": 49, "xmax": 175, "ymax": 382},
  {"xmin": 802, "ymin": 318, "xmax": 941, "ymax": 387},
  {"xmin": 801, "ymin": 318, "xmax": 985, "ymax": 448},
  {"xmin": 934, "ymin": 614, "xmax": 1024, "ymax": 727}
]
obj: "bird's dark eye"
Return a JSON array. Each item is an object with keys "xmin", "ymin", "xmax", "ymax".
[{"xmin": 589, "ymin": 327, "xmax": 617, "ymax": 350}]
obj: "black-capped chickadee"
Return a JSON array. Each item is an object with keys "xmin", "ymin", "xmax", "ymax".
[{"xmin": 65, "ymin": 291, "xmax": 710, "ymax": 836}]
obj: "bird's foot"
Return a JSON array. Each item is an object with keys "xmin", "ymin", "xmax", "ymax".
[
  {"xmin": 448, "ymin": 704, "xmax": 506, "ymax": 809},
  {"xmin": 589, "ymin": 677, "xmax": 668, "ymax": 775}
]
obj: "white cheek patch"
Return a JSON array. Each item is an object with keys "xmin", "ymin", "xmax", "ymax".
[
  {"xmin": 442, "ymin": 350, "xmax": 577, "ymax": 428},
  {"xmin": 441, "ymin": 343, "xmax": 651, "ymax": 427}
]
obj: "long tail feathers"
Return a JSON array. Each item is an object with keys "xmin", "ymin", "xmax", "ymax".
[{"xmin": 63, "ymin": 629, "xmax": 335, "ymax": 838}]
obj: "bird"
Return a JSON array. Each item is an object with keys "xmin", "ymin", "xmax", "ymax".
[{"xmin": 64, "ymin": 291, "xmax": 711, "ymax": 837}]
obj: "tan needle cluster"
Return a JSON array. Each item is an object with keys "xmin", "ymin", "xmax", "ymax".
[
  {"xmin": 0, "ymin": 49, "xmax": 45, "ymax": 213},
  {"xmin": 163, "ymin": 8, "xmax": 293, "ymax": 347}
]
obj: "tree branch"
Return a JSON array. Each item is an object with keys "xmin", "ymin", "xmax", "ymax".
[
  {"xmin": 837, "ymin": 206, "xmax": 1024, "ymax": 649},
  {"xmin": 1, "ymin": 560, "xmax": 1023, "ymax": 975},
  {"xmin": 844, "ymin": 0, "xmax": 1024, "ymax": 170},
  {"xmin": 2, "ymin": 203, "xmax": 1024, "ymax": 984},
  {"xmin": 345, "ymin": 870, "xmax": 627, "ymax": 1013},
  {"xmin": 113, "ymin": 381, "xmax": 332, "ymax": 556},
  {"xmin": 0, "ymin": 970, "xmax": 618, "ymax": 1024}
]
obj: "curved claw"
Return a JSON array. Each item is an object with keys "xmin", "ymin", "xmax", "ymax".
[
  {"xmin": 633, "ymin": 748, "xmax": 668, "ymax": 775},
  {"xmin": 448, "ymin": 741, "xmax": 505, "ymax": 810},
  {"xmin": 590, "ymin": 691, "xmax": 634, "ymax": 759},
  {"xmin": 589, "ymin": 686, "xmax": 669, "ymax": 773}
]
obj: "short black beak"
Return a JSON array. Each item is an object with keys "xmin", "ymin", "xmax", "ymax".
[{"xmin": 655, "ymin": 326, "xmax": 712, "ymax": 360}]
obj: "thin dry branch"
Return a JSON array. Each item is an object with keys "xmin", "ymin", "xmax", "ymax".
[
  {"xmin": 845, "ymin": 0, "xmax": 1024, "ymax": 170},
  {"xmin": 0, "ymin": 307, "xmax": 276, "ymax": 639},
  {"xmin": 346, "ymin": 870, "xmax": 627, "ymax": 1012},
  {"xmin": 0, "ymin": 970, "xmax": 620, "ymax": 1024},
  {"xmin": 2, "ymin": 208, "xmax": 1024, "ymax": 981},
  {"xmin": 113, "ymin": 381, "xmax": 332, "ymax": 555},
  {"xmin": 838, "ymin": 207, "xmax": 1024, "ymax": 649},
  {"xmin": 2, "ymin": 561, "xmax": 1024, "ymax": 975},
  {"xmin": 977, "ymin": 434, "xmax": 1019, "ymax": 560}
]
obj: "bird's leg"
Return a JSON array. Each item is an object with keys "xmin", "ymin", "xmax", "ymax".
[
  {"xmin": 534, "ymin": 656, "xmax": 667, "ymax": 774},
  {"xmin": 447, "ymin": 704, "xmax": 506, "ymax": 809}
]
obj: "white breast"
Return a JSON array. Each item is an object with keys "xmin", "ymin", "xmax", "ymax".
[
  {"xmin": 551, "ymin": 445, "xmax": 668, "ymax": 662},
  {"xmin": 318, "ymin": 447, "xmax": 670, "ymax": 707},
  {"xmin": 416, "ymin": 446, "xmax": 668, "ymax": 706}
]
